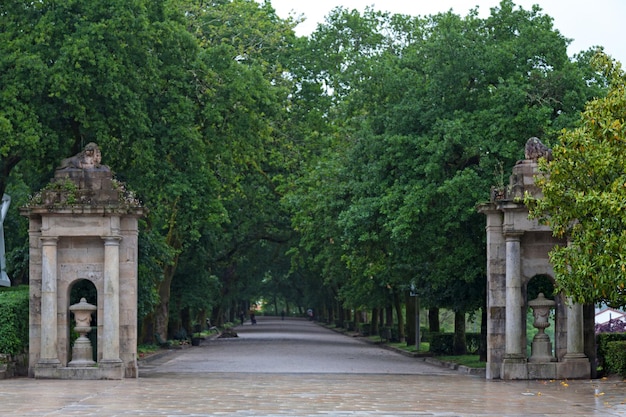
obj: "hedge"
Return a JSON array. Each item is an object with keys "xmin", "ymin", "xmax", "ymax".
[
  {"xmin": 605, "ymin": 340, "xmax": 626, "ymax": 377},
  {"xmin": 429, "ymin": 333, "xmax": 455, "ymax": 355},
  {"xmin": 429, "ymin": 332, "xmax": 481, "ymax": 355},
  {"xmin": 0, "ymin": 286, "xmax": 29, "ymax": 356},
  {"xmin": 597, "ymin": 333, "xmax": 626, "ymax": 375}
]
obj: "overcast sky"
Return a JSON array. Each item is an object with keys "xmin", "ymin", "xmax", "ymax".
[{"xmin": 266, "ymin": 0, "xmax": 625, "ymax": 64}]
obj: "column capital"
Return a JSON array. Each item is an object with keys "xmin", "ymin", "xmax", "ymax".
[
  {"xmin": 504, "ymin": 231, "xmax": 524, "ymax": 240},
  {"xmin": 102, "ymin": 236, "xmax": 122, "ymax": 245},
  {"xmin": 40, "ymin": 236, "xmax": 59, "ymax": 245}
]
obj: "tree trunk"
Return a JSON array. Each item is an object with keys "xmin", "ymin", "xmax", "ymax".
[
  {"xmin": 429, "ymin": 308, "xmax": 440, "ymax": 332},
  {"xmin": 153, "ymin": 205, "xmax": 181, "ymax": 342},
  {"xmin": 453, "ymin": 311, "xmax": 467, "ymax": 355},
  {"xmin": 337, "ymin": 304, "xmax": 344, "ymax": 324},
  {"xmin": 154, "ymin": 261, "xmax": 176, "ymax": 342},
  {"xmin": 181, "ymin": 306, "xmax": 191, "ymax": 336},
  {"xmin": 140, "ymin": 312, "xmax": 155, "ymax": 344},
  {"xmin": 394, "ymin": 291, "xmax": 405, "ymax": 343},
  {"xmin": 370, "ymin": 307, "xmax": 379, "ymax": 335},
  {"xmin": 385, "ymin": 306, "xmax": 393, "ymax": 327},
  {"xmin": 212, "ymin": 305, "xmax": 222, "ymax": 327}
]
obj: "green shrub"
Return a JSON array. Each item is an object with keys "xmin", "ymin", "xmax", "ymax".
[
  {"xmin": 0, "ymin": 286, "xmax": 29, "ymax": 356},
  {"xmin": 605, "ymin": 340, "xmax": 626, "ymax": 376},
  {"xmin": 466, "ymin": 333, "xmax": 481, "ymax": 354},
  {"xmin": 427, "ymin": 332, "xmax": 482, "ymax": 355},
  {"xmin": 358, "ymin": 323, "xmax": 371, "ymax": 336},
  {"xmin": 429, "ymin": 333, "xmax": 454, "ymax": 355},
  {"xmin": 420, "ymin": 328, "xmax": 433, "ymax": 343},
  {"xmin": 597, "ymin": 333, "xmax": 626, "ymax": 373}
]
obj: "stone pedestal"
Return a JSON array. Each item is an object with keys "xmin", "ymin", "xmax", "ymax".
[
  {"xmin": 501, "ymin": 357, "xmax": 528, "ymax": 380},
  {"xmin": 68, "ymin": 298, "xmax": 97, "ymax": 367},
  {"xmin": 528, "ymin": 293, "xmax": 556, "ymax": 363}
]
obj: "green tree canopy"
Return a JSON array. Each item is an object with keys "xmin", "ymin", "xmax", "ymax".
[
  {"xmin": 529, "ymin": 52, "xmax": 626, "ymax": 307},
  {"xmin": 287, "ymin": 0, "xmax": 601, "ymax": 319}
]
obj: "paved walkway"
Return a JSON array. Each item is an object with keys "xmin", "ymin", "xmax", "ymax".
[{"xmin": 0, "ymin": 317, "xmax": 625, "ymax": 416}]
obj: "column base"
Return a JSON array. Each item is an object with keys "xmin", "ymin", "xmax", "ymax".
[
  {"xmin": 501, "ymin": 356, "xmax": 527, "ymax": 379},
  {"xmin": 558, "ymin": 357, "xmax": 590, "ymax": 379},
  {"xmin": 98, "ymin": 359, "xmax": 125, "ymax": 379},
  {"xmin": 34, "ymin": 359, "xmax": 61, "ymax": 379},
  {"xmin": 563, "ymin": 352, "xmax": 587, "ymax": 360},
  {"xmin": 36, "ymin": 358, "xmax": 61, "ymax": 367}
]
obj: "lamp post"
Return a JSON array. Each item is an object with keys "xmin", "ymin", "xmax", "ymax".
[{"xmin": 410, "ymin": 282, "xmax": 420, "ymax": 351}]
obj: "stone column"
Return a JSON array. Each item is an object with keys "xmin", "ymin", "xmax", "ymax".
[
  {"xmin": 39, "ymin": 237, "xmax": 60, "ymax": 366},
  {"xmin": 478, "ymin": 204, "xmax": 506, "ymax": 380},
  {"xmin": 101, "ymin": 236, "xmax": 122, "ymax": 364},
  {"xmin": 504, "ymin": 232, "xmax": 525, "ymax": 359},
  {"xmin": 556, "ymin": 297, "xmax": 590, "ymax": 379},
  {"xmin": 564, "ymin": 299, "xmax": 586, "ymax": 359}
]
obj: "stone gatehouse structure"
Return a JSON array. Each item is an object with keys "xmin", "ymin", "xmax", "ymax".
[
  {"xmin": 20, "ymin": 143, "xmax": 144, "ymax": 379},
  {"xmin": 478, "ymin": 138, "xmax": 593, "ymax": 380}
]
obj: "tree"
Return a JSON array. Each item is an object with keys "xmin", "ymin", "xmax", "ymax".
[
  {"xmin": 529, "ymin": 52, "xmax": 626, "ymax": 307},
  {"xmin": 1, "ymin": 0, "xmax": 216, "ymax": 343},
  {"xmin": 156, "ymin": 0, "xmax": 302, "ymax": 328},
  {"xmin": 288, "ymin": 1, "xmax": 602, "ymax": 351},
  {"xmin": 2, "ymin": 0, "xmax": 301, "ymax": 341},
  {"xmin": 0, "ymin": 0, "xmax": 167, "ymax": 197}
]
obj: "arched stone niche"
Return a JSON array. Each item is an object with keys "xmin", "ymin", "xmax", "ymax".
[
  {"xmin": 478, "ymin": 140, "xmax": 591, "ymax": 380},
  {"xmin": 20, "ymin": 143, "xmax": 144, "ymax": 379},
  {"xmin": 66, "ymin": 278, "xmax": 98, "ymax": 363}
]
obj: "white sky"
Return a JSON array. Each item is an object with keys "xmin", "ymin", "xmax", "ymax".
[{"xmin": 266, "ymin": 0, "xmax": 626, "ymax": 64}]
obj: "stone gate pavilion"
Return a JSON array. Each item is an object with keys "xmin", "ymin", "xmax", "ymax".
[
  {"xmin": 478, "ymin": 138, "xmax": 593, "ymax": 380},
  {"xmin": 20, "ymin": 143, "xmax": 144, "ymax": 379}
]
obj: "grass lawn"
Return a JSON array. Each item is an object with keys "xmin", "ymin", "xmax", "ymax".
[
  {"xmin": 137, "ymin": 344, "xmax": 159, "ymax": 358},
  {"xmin": 436, "ymin": 354, "xmax": 486, "ymax": 368},
  {"xmin": 387, "ymin": 341, "xmax": 430, "ymax": 353}
]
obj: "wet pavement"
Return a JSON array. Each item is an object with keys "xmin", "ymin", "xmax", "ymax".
[{"xmin": 0, "ymin": 316, "xmax": 625, "ymax": 416}]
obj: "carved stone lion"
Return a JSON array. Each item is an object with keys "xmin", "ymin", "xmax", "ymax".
[
  {"xmin": 524, "ymin": 137, "xmax": 552, "ymax": 161},
  {"xmin": 57, "ymin": 142, "xmax": 105, "ymax": 170}
]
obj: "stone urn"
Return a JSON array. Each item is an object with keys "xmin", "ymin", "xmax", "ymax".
[
  {"xmin": 528, "ymin": 293, "xmax": 556, "ymax": 362},
  {"xmin": 68, "ymin": 298, "xmax": 97, "ymax": 367}
]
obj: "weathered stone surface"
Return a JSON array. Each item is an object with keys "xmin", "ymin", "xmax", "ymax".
[
  {"xmin": 21, "ymin": 143, "xmax": 144, "ymax": 380},
  {"xmin": 479, "ymin": 140, "xmax": 591, "ymax": 380}
]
